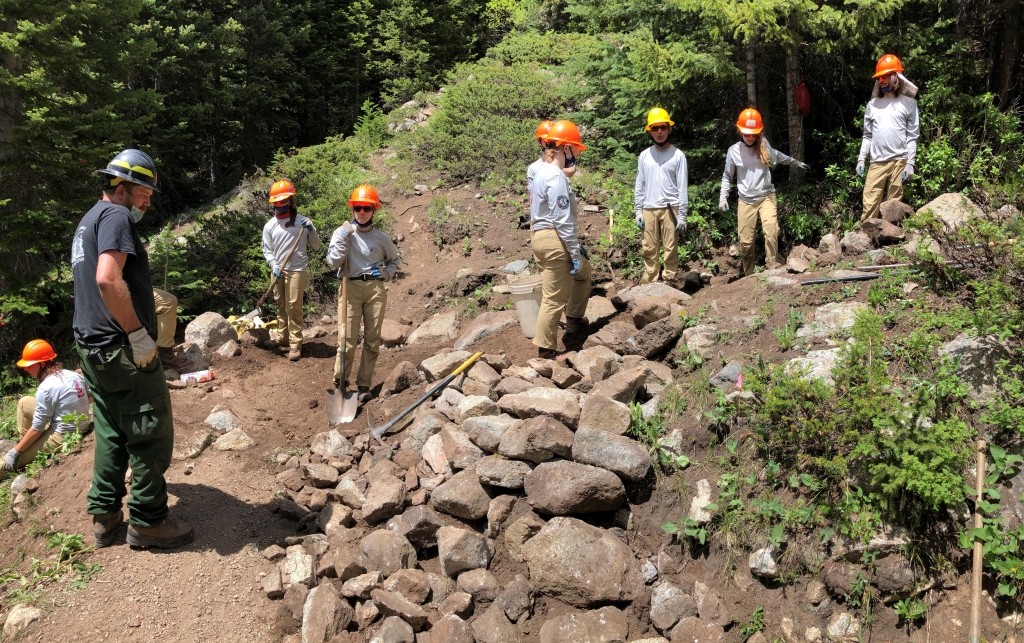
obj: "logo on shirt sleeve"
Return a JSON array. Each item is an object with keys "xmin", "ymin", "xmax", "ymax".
[{"xmin": 556, "ymin": 195, "xmax": 570, "ymax": 210}]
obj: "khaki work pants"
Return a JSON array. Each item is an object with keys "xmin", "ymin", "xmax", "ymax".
[
  {"xmin": 737, "ymin": 194, "xmax": 779, "ymax": 276},
  {"xmin": 15, "ymin": 396, "xmax": 70, "ymax": 469},
  {"xmin": 862, "ymin": 159, "xmax": 906, "ymax": 222},
  {"xmin": 334, "ymin": 279, "xmax": 387, "ymax": 389},
  {"xmin": 641, "ymin": 207, "xmax": 680, "ymax": 284},
  {"xmin": 273, "ymin": 270, "xmax": 308, "ymax": 350},
  {"xmin": 531, "ymin": 229, "xmax": 592, "ymax": 351},
  {"xmin": 152, "ymin": 288, "xmax": 178, "ymax": 349}
]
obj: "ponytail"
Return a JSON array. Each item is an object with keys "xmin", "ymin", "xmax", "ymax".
[{"xmin": 758, "ymin": 136, "xmax": 771, "ymax": 166}]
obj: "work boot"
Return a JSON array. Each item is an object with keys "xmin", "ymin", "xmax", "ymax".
[
  {"xmin": 93, "ymin": 510, "xmax": 123, "ymax": 548},
  {"xmin": 288, "ymin": 348, "xmax": 302, "ymax": 362},
  {"xmin": 537, "ymin": 347, "xmax": 557, "ymax": 360},
  {"xmin": 127, "ymin": 514, "xmax": 195, "ymax": 549},
  {"xmin": 563, "ymin": 316, "xmax": 588, "ymax": 334},
  {"xmin": 158, "ymin": 346, "xmax": 189, "ymax": 370},
  {"xmin": 357, "ymin": 386, "xmax": 372, "ymax": 404}
]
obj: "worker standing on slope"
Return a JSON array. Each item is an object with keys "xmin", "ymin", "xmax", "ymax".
[
  {"xmin": 720, "ymin": 108, "xmax": 810, "ymax": 276},
  {"xmin": 634, "ymin": 108, "xmax": 688, "ymax": 284},
  {"xmin": 530, "ymin": 120, "xmax": 592, "ymax": 359},
  {"xmin": 262, "ymin": 180, "xmax": 321, "ymax": 362},
  {"xmin": 3, "ymin": 340, "xmax": 92, "ymax": 476},
  {"xmin": 327, "ymin": 184, "xmax": 400, "ymax": 404},
  {"xmin": 857, "ymin": 54, "xmax": 920, "ymax": 222},
  {"xmin": 71, "ymin": 148, "xmax": 193, "ymax": 549}
]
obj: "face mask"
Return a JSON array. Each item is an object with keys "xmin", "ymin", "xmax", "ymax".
[
  {"xmin": 130, "ymin": 206, "xmax": 145, "ymax": 223},
  {"xmin": 354, "ymin": 216, "xmax": 373, "ymax": 229},
  {"xmin": 564, "ymin": 147, "xmax": 577, "ymax": 168},
  {"xmin": 880, "ymin": 75, "xmax": 898, "ymax": 94},
  {"xmin": 274, "ymin": 203, "xmax": 291, "ymax": 218}
]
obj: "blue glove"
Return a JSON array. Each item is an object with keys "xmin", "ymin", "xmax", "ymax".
[
  {"xmin": 635, "ymin": 213, "xmax": 644, "ymax": 230},
  {"xmin": 371, "ymin": 266, "xmax": 382, "ymax": 279},
  {"xmin": 273, "ymin": 265, "xmax": 282, "ymax": 278},
  {"xmin": 570, "ymin": 259, "xmax": 580, "ymax": 276},
  {"xmin": 2, "ymin": 448, "xmax": 19, "ymax": 472},
  {"xmin": 580, "ymin": 247, "xmax": 589, "ymax": 260},
  {"xmin": 856, "ymin": 160, "xmax": 865, "ymax": 177},
  {"xmin": 902, "ymin": 164, "xmax": 914, "ymax": 182},
  {"xmin": 301, "ymin": 220, "xmax": 314, "ymax": 232}
]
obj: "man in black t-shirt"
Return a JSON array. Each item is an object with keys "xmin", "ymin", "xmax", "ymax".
[{"xmin": 72, "ymin": 149, "xmax": 194, "ymax": 549}]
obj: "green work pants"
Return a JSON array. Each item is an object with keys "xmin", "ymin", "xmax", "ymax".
[{"xmin": 77, "ymin": 343, "xmax": 174, "ymax": 528}]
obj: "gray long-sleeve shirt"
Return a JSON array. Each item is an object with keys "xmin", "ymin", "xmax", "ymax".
[
  {"xmin": 262, "ymin": 215, "xmax": 321, "ymax": 272},
  {"xmin": 32, "ymin": 370, "xmax": 92, "ymax": 434},
  {"xmin": 858, "ymin": 95, "xmax": 920, "ymax": 167},
  {"xmin": 530, "ymin": 162, "xmax": 581, "ymax": 262},
  {"xmin": 634, "ymin": 145, "xmax": 689, "ymax": 217},
  {"xmin": 720, "ymin": 140, "xmax": 803, "ymax": 205},
  {"xmin": 327, "ymin": 226, "xmax": 400, "ymax": 280}
]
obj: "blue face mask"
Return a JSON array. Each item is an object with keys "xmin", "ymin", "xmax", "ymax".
[
  {"xmin": 564, "ymin": 146, "xmax": 577, "ymax": 168},
  {"xmin": 130, "ymin": 206, "xmax": 145, "ymax": 223},
  {"xmin": 274, "ymin": 203, "xmax": 291, "ymax": 218}
]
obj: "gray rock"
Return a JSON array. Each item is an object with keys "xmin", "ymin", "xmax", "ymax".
[
  {"xmin": 497, "ymin": 387, "xmax": 581, "ymax": 427},
  {"xmin": 381, "ymin": 319, "xmax": 411, "ymax": 348},
  {"xmin": 304, "ymin": 463, "xmax": 340, "ymax": 488},
  {"xmin": 785, "ymin": 349, "xmax": 841, "ymax": 386},
  {"xmin": 382, "ymin": 568, "xmax": 431, "ymax": 604},
  {"xmin": 302, "ymin": 585, "xmax": 353, "ymax": 643},
  {"xmin": 468, "ymin": 361, "xmax": 503, "ymax": 387},
  {"xmin": 623, "ymin": 314, "xmax": 684, "ymax": 358},
  {"xmin": 262, "ymin": 567, "xmax": 284, "ymax": 598},
  {"xmin": 282, "ymin": 545, "xmax": 315, "ymax": 588},
  {"xmin": 477, "ymin": 457, "xmax": 533, "ymax": 489},
  {"xmin": 550, "ymin": 365, "xmax": 583, "ymax": 388},
  {"xmin": 502, "ymin": 259, "xmax": 530, "ymax": 274},
  {"xmin": 407, "ymin": 407, "xmax": 447, "ymax": 455},
  {"xmin": 525, "ymin": 460, "xmax": 625, "ymax": 515},
  {"xmin": 709, "ymin": 361, "xmax": 742, "ymax": 390},
  {"xmin": 498, "ymin": 415, "xmax": 575, "ymax": 463},
  {"xmin": 455, "ymin": 311, "xmax": 519, "ymax": 350},
  {"xmin": 184, "ymin": 311, "xmax": 236, "ymax": 349},
  {"xmin": 539, "ymin": 606, "xmax": 628, "ymax": 643},
  {"xmin": 796, "ymin": 302, "xmax": 869, "ymax": 339},
  {"xmin": 361, "ymin": 530, "xmax": 417, "ymax": 577},
  {"xmin": 371, "ymin": 589, "xmax": 429, "ymax": 631},
  {"xmin": 336, "ymin": 476, "xmax": 368, "ymax": 509},
  {"xmin": 485, "ymin": 495, "xmax": 516, "ymax": 538},
  {"xmin": 441, "ymin": 425, "xmax": 486, "ymax": 469},
  {"xmin": 584, "ymin": 296, "xmax": 618, "ymax": 325},
  {"xmin": 494, "ymin": 377, "xmax": 532, "ymax": 397},
  {"xmin": 567, "ymin": 346, "xmax": 620, "ymax": 380},
  {"xmin": 212, "ymin": 427, "xmax": 254, "ymax": 451},
  {"xmin": 318, "ymin": 503, "xmax": 354, "ymax": 535},
  {"xmin": 819, "ymin": 233, "xmax": 840, "ymax": 255},
  {"xmin": 496, "ymin": 574, "xmax": 534, "ymax": 622},
  {"xmin": 371, "ymin": 615, "xmax": 415, "ymax": 643},
  {"xmin": 473, "ymin": 603, "xmax": 521, "ymax": 643},
  {"xmin": 431, "ymin": 469, "xmax": 491, "ymax": 520},
  {"xmin": 614, "ymin": 282, "xmax": 690, "ymax": 305},
  {"xmin": 504, "ymin": 512, "xmax": 546, "ymax": 562},
  {"xmin": 463, "ymin": 414, "xmax": 520, "ymax": 452},
  {"xmin": 880, "ymin": 199, "xmax": 914, "ymax": 225},
  {"xmin": 578, "ymin": 394, "xmax": 631, "ymax": 435},
  {"xmin": 456, "ymin": 568, "xmax": 500, "ymax": 603},
  {"xmin": 383, "ymin": 361, "xmax": 420, "ymax": 396},
  {"xmin": 437, "ymin": 525, "xmax": 493, "ymax": 577},
  {"xmin": 215, "ymin": 339, "xmax": 242, "ymax": 358},
  {"xmin": 805, "ymin": 578, "xmax": 829, "ymax": 604},
  {"xmin": 204, "ymin": 407, "xmax": 241, "ymax": 432},
  {"xmin": 420, "ymin": 350, "xmax": 473, "ymax": 383},
  {"xmin": 438, "ymin": 592, "xmax": 475, "ymax": 619},
  {"xmin": 786, "ymin": 255, "xmax": 810, "ymax": 273},
  {"xmin": 688, "ymin": 479, "xmax": 714, "ymax": 524},
  {"xmin": 434, "ymin": 387, "xmax": 466, "ymax": 422},
  {"xmin": 570, "ymin": 427, "xmax": 652, "ymax": 482},
  {"xmin": 866, "ymin": 248, "xmax": 894, "ymax": 264},
  {"xmin": 522, "ymin": 516, "xmax": 642, "ymax": 607},
  {"xmin": 362, "ymin": 474, "xmax": 407, "ymax": 525},
  {"xmin": 422, "ymin": 433, "xmax": 452, "ymax": 477},
  {"xmin": 456, "ymin": 395, "xmax": 499, "ymax": 423},
  {"xmin": 431, "ymin": 615, "xmax": 475, "ymax": 643},
  {"xmin": 693, "ymin": 582, "xmax": 724, "ymax": 624},
  {"xmin": 407, "ymin": 311, "xmax": 461, "ymax": 345},
  {"xmin": 311, "ymin": 430, "xmax": 357, "ymax": 459},
  {"xmin": 749, "ymin": 544, "xmax": 779, "ymax": 578},
  {"xmin": 939, "ymin": 334, "xmax": 1013, "ymax": 401},
  {"xmin": 590, "ymin": 365, "xmax": 649, "ymax": 404},
  {"xmin": 682, "ymin": 325, "xmax": 718, "ymax": 358},
  {"xmin": 840, "ymin": 230, "xmax": 873, "ymax": 255},
  {"xmin": 668, "ymin": 617, "xmax": 725, "ymax": 643},
  {"xmin": 10, "ymin": 474, "xmax": 37, "ymax": 496},
  {"xmin": 388, "ymin": 505, "xmax": 444, "ymax": 549},
  {"xmin": 826, "ymin": 612, "xmax": 860, "ymax": 641},
  {"xmin": 916, "ymin": 192, "xmax": 984, "ymax": 231},
  {"xmin": 650, "ymin": 582, "xmax": 697, "ymax": 634}
]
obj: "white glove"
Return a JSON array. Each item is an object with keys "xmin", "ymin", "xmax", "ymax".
[
  {"xmin": 2, "ymin": 448, "xmax": 19, "ymax": 472},
  {"xmin": 856, "ymin": 160, "xmax": 865, "ymax": 177},
  {"xmin": 340, "ymin": 221, "xmax": 355, "ymax": 238},
  {"xmin": 675, "ymin": 215, "xmax": 687, "ymax": 233},
  {"xmin": 127, "ymin": 327, "xmax": 157, "ymax": 368},
  {"xmin": 718, "ymin": 196, "xmax": 729, "ymax": 212},
  {"xmin": 635, "ymin": 213, "xmax": 644, "ymax": 230},
  {"xmin": 902, "ymin": 164, "xmax": 914, "ymax": 181}
]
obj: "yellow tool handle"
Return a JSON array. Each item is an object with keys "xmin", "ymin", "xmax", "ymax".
[{"xmin": 450, "ymin": 352, "xmax": 484, "ymax": 377}]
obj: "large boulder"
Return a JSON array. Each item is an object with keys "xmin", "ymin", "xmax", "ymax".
[
  {"xmin": 623, "ymin": 314, "xmax": 684, "ymax": 358},
  {"xmin": 381, "ymin": 319, "xmax": 411, "ymax": 347},
  {"xmin": 407, "ymin": 311, "xmax": 461, "ymax": 345},
  {"xmin": 310, "ymin": 430, "xmax": 356, "ymax": 459},
  {"xmin": 406, "ymin": 407, "xmax": 447, "ymax": 455},
  {"xmin": 521, "ymin": 517, "xmax": 643, "ymax": 607},
  {"xmin": 497, "ymin": 387, "xmax": 581, "ymax": 428},
  {"xmin": 571, "ymin": 427, "xmax": 652, "ymax": 482},
  {"xmin": 785, "ymin": 349, "xmax": 841, "ymax": 386},
  {"xmin": 916, "ymin": 192, "xmax": 985, "ymax": 231},
  {"xmin": 382, "ymin": 361, "xmax": 420, "ymax": 396},
  {"xmin": 880, "ymin": 199, "xmax": 914, "ymax": 225},
  {"xmin": 538, "ymin": 606, "xmax": 629, "ymax": 643},
  {"xmin": 498, "ymin": 416, "xmax": 574, "ymax": 464},
  {"xmin": 362, "ymin": 474, "xmax": 406, "ymax": 525},
  {"xmin": 455, "ymin": 395, "xmax": 499, "ymax": 424},
  {"xmin": 584, "ymin": 296, "xmax": 618, "ymax": 324},
  {"xmin": 454, "ymin": 311, "xmax": 519, "ymax": 350},
  {"xmin": 419, "ymin": 350, "xmax": 472, "ymax": 382},
  {"xmin": 184, "ymin": 311, "xmax": 236, "ymax": 349},
  {"xmin": 840, "ymin": 230, "xmax": 873, "ymax": 255},
  {"xmin": 939, "ymin": 334, "xmax": 1013, "ymax": 401},
  {"xmin": 567, "ymin": 346, "xmax": 620, "ymax": 380},
  {"xmin": 578, "ymin": 394, "xmax": 631, "ymax": 435},
  {"xmin": 796, "ymin": 302, "xmax": 869, "ymax": 339},
  {"xmin": 524, "ymin": 461, "xmax": 625, "ymax": 515}
]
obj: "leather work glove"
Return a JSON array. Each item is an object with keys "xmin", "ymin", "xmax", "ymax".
[
  {"xmin": 339, "ymin": 221, "xmax": 355, "ymax": 238},
  {"xmin": 798, "ymin": 162, "xmax": 810, "ymax": 171},
  {"xmin": 2, "ymin": 448, "xmax": 19, "ymax": 472},
  {"xmin": 856, "ymin": 160, "xmax": 865, "ymax": 177},
  {"xmin": 580, "ymin": 247, "xmax": 590, "ymax": 260},
  {"xmin": 127, "ymin": 327, "xmax": 158, "ymax": 368},
  {"xmin": 718, "ymin": 196, "xmax": 729, "ymax": 212},
  {"xmin": 902, "ymin": 165, "xmax": 914, "ymax": 182},
  {"xmin": 635, "ymin": 213, "xmax": 644, "ymax": 230},
  {"xmin": 272, "ymin": 265, "xmax": 282, "ymax": 278},
  {"xmin": 570, "ymin": 259, "xmax": 581, "ymax": 276}
]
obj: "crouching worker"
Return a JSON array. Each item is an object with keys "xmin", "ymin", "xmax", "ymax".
[
  {"xmin": 3, "ymin": 340, "xmax": 92, "ymax": 476},
  {"xmin": 327, "ymin": 185, "xmax": 400, "ymax": 403}
]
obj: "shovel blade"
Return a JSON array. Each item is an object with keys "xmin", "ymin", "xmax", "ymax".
[
  {"xmin": 326, "ymin": 387, "xmax": 358, "ymax": 424},
  {"xmin": 239, "ymin": 306, "xmax": 261, "ymax": 322}
]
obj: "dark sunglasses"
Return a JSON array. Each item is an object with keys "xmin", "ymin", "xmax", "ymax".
[
  {"xmin": 352, "ymin": 205, "xmax": 374, "ymax": 213},
  {"xmin": 649, "ymin": 124, "xmax": 670, "ymax": 132}
]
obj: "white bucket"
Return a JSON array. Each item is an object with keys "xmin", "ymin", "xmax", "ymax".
[{"xmin": 509, "ymin": 275, "xmax": 544, "ymax": 339}]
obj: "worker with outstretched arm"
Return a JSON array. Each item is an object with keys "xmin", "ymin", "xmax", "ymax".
[
  {"xmin": 327, "ymin": 184, "xmax": 400, "ymax": 403},
  {"xmin": 71, "ymin": 148, "xmax": 193, "ymax": 549},
  {"xmin": 634, "ymin": 108, "xmax": 688, "ymax": 284},
  {"xmin": 262, "ymin": 180, "xmax": 321, "ymax": 361},
  {"xmin": 530, "ymin": 120, "xmax": 592, "ymax": 358},
  {"xmin": 3, "ymin": 340, "xmax": 92, "ymax": 476},
  {"xmin": 720, "ymin": 108, "xmax": 810, "ymax": 276},
  {"xmin": 857, "ymin": 54, "xmax": 920, "ymax": 222}
]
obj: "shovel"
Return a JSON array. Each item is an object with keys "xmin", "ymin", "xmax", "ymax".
[
  {"xmin": 326, "ymin": 266, "xmax": 358, "ymax": 424},
  {"xmin": 240, "ymin": 227, "xmax": 307, "ymax": 322},
  {"xmin": 366, "ymin": 351, "xmax": 483, "ymax": 444}
]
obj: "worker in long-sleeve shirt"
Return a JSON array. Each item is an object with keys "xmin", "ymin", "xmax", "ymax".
[
  {"xmin": 857, "ymin": 54, "xmax": 920, "ymax": 222},
  {"xmin": 720, "ymin": 108, "xmax": 809, "ymax": 276},
  {"xmin": 530, "ymin": 120, "xmax": 592, "ymax": 359},
  {"xmin": 634, "ymin": 108, "xmax": 688, "ymax": 284},
  {"xmin": 327, "ymin": 184, "xmax": 400, "ymax": 403},
  {"xmin": 262, "ymin": 180, "xmax": 321, "ymax": 361}
]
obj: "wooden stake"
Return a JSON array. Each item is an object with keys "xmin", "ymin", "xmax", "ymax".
[
  {"xmin": 608, "ymin": 208, "xmax": 614, "ymax": 243},
  {"xmin": 969, "ymin": 438, "xmax": 986, "ymax": 643}
]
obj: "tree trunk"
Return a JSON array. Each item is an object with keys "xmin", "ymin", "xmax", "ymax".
[
  {"xmin": 785, "ymin": 39, "xmax": 805, "ymax": 186},
  {"xmin": 995, "ymin": 0, "xmax": 1022, "ymax": 107},
  {"xmin": 745, "ymin": 42, "xmax": 757, "ymax": 107},
  {"xmin": 755, "ymin": 46, "xmax": 773, "ymax": 143}
]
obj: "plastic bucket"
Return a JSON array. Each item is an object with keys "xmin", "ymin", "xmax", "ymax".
[{"xmin": 509, "ymin": 275, "xmax": 544, "ymax": 339}]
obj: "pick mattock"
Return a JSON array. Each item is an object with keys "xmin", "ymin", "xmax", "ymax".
[
  {"xmin": 366, "ymin": 351, "xmax": 483, "ymax": 444},
  {"xmin": 326, "ymin": 263, "xmax": 358, "ymax": 424},
  {"xmin": 240, "ymin": 227, "xmax": 307, "ymax": 322}
]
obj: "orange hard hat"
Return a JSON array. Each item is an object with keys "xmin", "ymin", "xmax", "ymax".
[
  {"xmin": 736, "ymin": 108, "xmax": 764, "ymax": 135},
  {"xmin": 872, "ymin": 54, "xmax": 904, "ymax": 79},
  {"xmin": 268, "ymin": 180, "xmax": 296, "ymax": 203},
  {"xmin": 536, "ymin": 120, "xmax": 554, "ymax": 141},
  {"xmin": 17, "ymin": 339, "xmax": 57, "ymax": 368},
  {"xmin": 349, "ymin": 184, "xmax": 381, "ymax": 209},
  {"xmin": 546, "ymin": 120, "xmax": 587, "ymax": 151}
]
